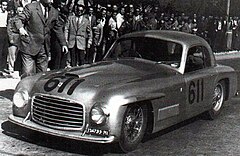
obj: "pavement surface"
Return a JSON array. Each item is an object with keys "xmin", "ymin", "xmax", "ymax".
[{"xmin": 1, "ymin": 52, "xmax": 240, "ymax": 155}]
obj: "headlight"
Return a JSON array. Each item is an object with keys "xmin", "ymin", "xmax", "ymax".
[
  {"xmin": 90, "ymin": 106, "xmax": 109, "ymax": 125},
  {"xmin": 13, "ymin": 90, "xmax": 29, "ymax": 108}
]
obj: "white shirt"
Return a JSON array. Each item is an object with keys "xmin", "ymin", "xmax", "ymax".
[
  {"xmin": 0, "ymin": 11, "xmax": 7, "ymax": 27},
  {"xmin": 100, "ymin": 18, "xmax": 106, "ymax": 27},
  {"xmin": 116, "ymin": 13, "xmax": 124, "ymax": 29},
  {"xmin": 89, "ymin": 15, "xmax": 92, "ymax": 24},
  {"xmin": 76, "ymin": 16, "xmax": 83, "ymax": 26},
  {"xmin": 109, "ymin": 17, "xmax": 117, "ymax": 31},
  {"xmin": 40, "ymin": 3, "xmax": 48, "ymax": 19}
]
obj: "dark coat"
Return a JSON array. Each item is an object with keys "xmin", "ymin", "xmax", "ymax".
[
  {"xmin": 64, "ymin": 15, "xmax": 92, "ymax": 50},
  {"xmin": 7, "ymin": 16, "xmax": 20, "ymax": 46},
  {"xmin": 15, "ymin": 2, "xmax": 66, "ymax": 56}
]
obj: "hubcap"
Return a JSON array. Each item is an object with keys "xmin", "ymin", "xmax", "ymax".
[
  {"xmin": 212, "ymin": 84, "xmax": 224, "ymax": 112},
  {"xmin": 123, "ymin": 106, "xmax": 144, "ymax": 142}
]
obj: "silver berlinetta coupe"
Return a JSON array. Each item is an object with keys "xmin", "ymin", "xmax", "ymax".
[{"xmin": 9, "ymin": 30, "xmax": 237, "ymax": 152}]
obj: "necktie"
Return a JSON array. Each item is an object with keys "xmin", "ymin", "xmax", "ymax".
[
  {"xmin": 77, "ymin": 17, "xmax": 79, "ymax": 28},
  {"xmin": 44, "ymin": 7, "xmax": 48, "ymax": 20}
]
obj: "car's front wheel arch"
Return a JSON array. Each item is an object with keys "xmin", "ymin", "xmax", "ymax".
[{"xmin": 117, "ymin": 100, "xmax": 153, "ymax": 152}]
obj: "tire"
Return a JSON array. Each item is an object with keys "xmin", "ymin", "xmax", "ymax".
[
  {"xmin": 118, "ymin": 104, "xmax": 148, "ymax": 152},
  {"xmin": 207, "ymin": 82, "xmax": 225, "ymax": 120}
]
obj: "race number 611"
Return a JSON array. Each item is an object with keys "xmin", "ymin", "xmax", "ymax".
[
  {"xmin": 188, "ymin": 79, "xmax": 204, "ymax": 104},
  {"xmin": 44, "ymin": 76, "xmax": 84, "ymax": 95}
]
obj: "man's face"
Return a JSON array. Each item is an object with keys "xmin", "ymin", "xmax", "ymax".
[
  {"xmin": 101, "ymin": 9, "xmax": 106, "ymax": 18},
  {"xmin": 17, "ymin": 7, "xmax": 23, "ymax": 14},
  {"xmin": 75, "ymin": 5, "xmax": 85, "ymax": 17},
  {"xmin": 1, "ymin": 2, "xmax": 7, "ymax": 12},
  {"xmin": 135, "ymin": 8, "xmax": 140, "ymax": 15},
  {"xmin": 60, "ymin": 2, "xmax": 66, "ymax": 8},
  {"xmin": 89, "ymin": 7, "xmax": 93, "ymax": 15},
  {"xmin": 112, "ymin": 12, "xmax": 117, "ymax": 19},
  {"xmin": 120, "ymin": 8, "xmax": 125, "ymax": 15},
  {"xmin": 129, "ymin": 5, "xmax": 134, "ymax": 12},
  {"xmin": 106, "ymin": 10, "xmax": 112, "ymax": 17}
]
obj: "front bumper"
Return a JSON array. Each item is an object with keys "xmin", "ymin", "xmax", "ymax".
[{"xmin": 8, "ymin": 115, "xmax": 115, "ymax": 143}]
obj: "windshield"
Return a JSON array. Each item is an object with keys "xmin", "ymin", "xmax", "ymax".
[{"xmin": 104, "ymin": 37, "xmax": 183, "ymax": 68}]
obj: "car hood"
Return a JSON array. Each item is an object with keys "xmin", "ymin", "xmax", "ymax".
[
  {"xmin": 43, "ymin": 59, "xmax": 176, "ymax": 85},
  {"xmin": 31, "ymin": 59, "xmax": 178, "ymax": 102}
]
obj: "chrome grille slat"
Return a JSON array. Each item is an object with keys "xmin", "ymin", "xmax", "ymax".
[
  {"xmin": 33, "ymin": 111, "xmax": 83, "ymax": 124},
  {"xmin": 35, "ymin": 95, "xmax": 69, "ymax": 102},
  {"xmin": 33, "ymin": 114, "xmax": 82, "ymax": 128},
  {"xmin": 33, "ymin": 105, "xmax": 83, "ymax": 117},
  {"xmin": 33, "ymin": 107, "xmax": 83, "ymax": 121},
  {"xmin": 33, "ymin": 100, "xmax": 83, "ymax": 114},
  {"xmin": 31, "ymin": 94, "xmax": 84, "ymax": 130},
  {"xmin": 34, "ymin": 97, "xmax": 83, "ymax": 111}
]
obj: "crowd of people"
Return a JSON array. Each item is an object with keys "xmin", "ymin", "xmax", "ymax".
[{"xmin": 1, "ymin": 0, "xmax": 240, "ymax": 78}]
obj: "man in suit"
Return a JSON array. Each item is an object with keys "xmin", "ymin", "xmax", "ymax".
[
  {"xmin": 88, "ymin": 6, "xmax": 96, "ymax": 28},
  {"xmin": 64, "ymin": 0, "xmax": 92, "ymax": 66},
  {"xmin": 15, "ymin": 0, "xmax": 68, "ymax": 78},
  {"xmin": 86, "ymin": 5, "xmax": 96, "ymax": 63}
]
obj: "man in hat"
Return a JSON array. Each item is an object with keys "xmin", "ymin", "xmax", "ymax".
[
  {"xmin": 64, "ymin": 0, "xmax": 92, "ymax": 66},
  {"xmin": 15, "ymin": 0, "xmax": 68, "ymax": 78}
]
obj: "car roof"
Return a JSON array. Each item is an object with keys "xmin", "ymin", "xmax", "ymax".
[{"xmin": 120, "ymin": 30, "xmax": 210, "ymax": 48}]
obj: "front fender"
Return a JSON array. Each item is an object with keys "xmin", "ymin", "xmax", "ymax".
[
  {"xmin": 13, "ymin": 73, "xmax": 43, "ymax": 117},
  {"xmin": 105, "ymin": 92, "xmax": 165, "ymax": 140}
]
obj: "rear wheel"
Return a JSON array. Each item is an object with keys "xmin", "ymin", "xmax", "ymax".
[
  {"xmin": 207, "ymin": 82, "xmax": 225, "ymax": 120},
  {"xmin": 118, "ymin": 104, "xmax": 147, "ymax": 152}
]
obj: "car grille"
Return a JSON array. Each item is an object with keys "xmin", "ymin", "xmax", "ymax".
[{"xmin": 31, "ymin": 94, "xmax": 84, "ymax": 130}]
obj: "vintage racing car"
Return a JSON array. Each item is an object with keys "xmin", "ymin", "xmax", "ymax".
[{"xmin": 9, "ymin": 30, "xmax": 237, "ymax": 152}]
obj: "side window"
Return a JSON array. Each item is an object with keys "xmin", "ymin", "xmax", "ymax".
[
  {"xmin": 185, "ymin": 46, "xmax": 209, "ymax": 73},
  {"xmin": 108, "ymin": 40, "xmax": 132, "ymax": 58}
]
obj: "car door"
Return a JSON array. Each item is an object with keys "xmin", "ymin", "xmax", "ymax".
[{"xmin": 184, "ymin": 46, "xmax": 218, "ymax": 118}]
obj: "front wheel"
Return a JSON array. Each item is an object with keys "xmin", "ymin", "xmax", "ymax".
[
  {"xmin": 207, "ymin": 82, "xmax": 225, "ymax": 120},
  {"xmin": 118, "ymin": 104, "xmax": 148, "ymax": 152}
]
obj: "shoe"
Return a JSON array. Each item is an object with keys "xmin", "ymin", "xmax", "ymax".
[
  {"xmin": 0, "ymin": 70, "xmax": 9, "ymax": 78},
  {"xmin": 65, "ymin": 64, "xmax": 72, "ymax": 68},
  {"xmin": 3, "ymin": 69, "xmax": 10, "ymax": 74}
]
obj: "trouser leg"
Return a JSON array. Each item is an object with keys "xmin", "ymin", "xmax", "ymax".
[
  {"xmin": 69, "ymin": 47, "xmax": 76, "ymax": 67},
  {"xmin": 0, "ymin": 27, "xmax": 8, "ymax": 71},
  {"xmin": 77, "ymin": 49, "xmax": 85, "ymax": 66},
  {"xmin": 21, "ymin": 52, "xmax": 35, "ymax": 78},
  {"xmin": 35, "ymin": 46, "xmax": 48, "ymax": 73},
  {"xmin": 8, "ymin": 45, "xmax": 18, "ymax": 72}
]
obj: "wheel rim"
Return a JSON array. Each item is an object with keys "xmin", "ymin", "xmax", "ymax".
[
  {"xmin": 123, "ymin": 105, "xmax": 144, "ymax": 143},
  {"xmin": 212, "ymin": 83, "xmax": 224, "ymax": 112}
]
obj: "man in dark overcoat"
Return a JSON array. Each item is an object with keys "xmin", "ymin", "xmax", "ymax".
[{"xmin": 15, "ymin": 0, "xmax": 68, "ymax": 78}]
